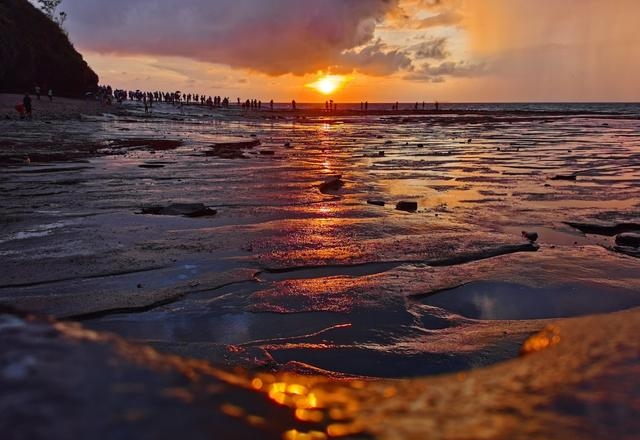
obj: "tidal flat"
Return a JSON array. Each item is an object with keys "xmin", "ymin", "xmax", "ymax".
[{"xmin": 1, "ymin": 99, "xmax": 639, "ymax": 438}]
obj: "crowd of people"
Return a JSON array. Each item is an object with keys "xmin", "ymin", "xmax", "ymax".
[
  {"xmin": 94, "ymin": 84, "xmax": 234, "ymax": 110},
  {"xmin": 14, "ymin": 83, "xmax": 442, "ymax": 119}
]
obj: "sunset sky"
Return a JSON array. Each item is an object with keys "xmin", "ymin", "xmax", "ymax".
[{"xmin": 55, "ymin": 0, "xmax": 640, "ymax": 102}]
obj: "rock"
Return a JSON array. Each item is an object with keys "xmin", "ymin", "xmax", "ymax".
[
  {"xmin": 550, "ymin": 174, "xmax": 577, "ymax": 181},
  {"xmin": 378, "ymin": 151, "xmax": 385, "ymax": 157},
  {"xmin": 367, "ymin": 200, "xmax": 385, "ymax": 206},
  {"xmin": 259, "ymin": 150, "xmax": 275, "ymax": 155},
  {"xmin": 319, "ymin": 175, "xmax": 344, "ymax": 193},
  {"xmin": 615, "ymin": 232, "xmax": 640, "ymax": 248},
  {"xmin": 396, "ymin": 201, "xmax": 418, "ymax": 212},
  {"xmin": 521, "ymin": 231, "xmax": 539, "ymax": 242},
  {"xmin": 141, "ymin": 203, "xmax": 217, "ymax": 218},
  {"xmin": 138, "ymin": 163, "xmax": 165, "ymax": 169}
]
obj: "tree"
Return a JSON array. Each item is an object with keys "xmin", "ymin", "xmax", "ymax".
[{"xmin": 36, "ymin": 0, "xmax": 66, "ymax": 28}]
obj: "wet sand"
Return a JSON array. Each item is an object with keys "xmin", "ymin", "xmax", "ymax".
[
  {"xmin": 1, "ymin": 96, "xmax": 639, "ymax": 436},
  {"xmin": 0, "ymin": 93, "xmax": 110, "ymax": 120}
]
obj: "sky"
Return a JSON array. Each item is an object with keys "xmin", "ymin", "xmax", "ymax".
[{"xmin": 47, "ymin": 0, "xmax": 640, "ymax": 102}]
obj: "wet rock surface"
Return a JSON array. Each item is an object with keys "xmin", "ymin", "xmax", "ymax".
[
  {"xmin": 0, "ymin": 308, "xmax": 638, "ymax": 440},
  {"xmin": 1, "ymin": 101, "xmax": 640, "ymax": 437}
]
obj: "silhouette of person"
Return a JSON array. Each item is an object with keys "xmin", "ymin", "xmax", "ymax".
[
  {"xmin": 48, "ymin": 89, "xmax": 53, "ymax": 102},
  {"xmin": 23, "ymin": 93, "xmax": 32, "ymax": 118},
  {"xmin": 292, "ymin": 99, "xmax": 296, "ymax": 110}
]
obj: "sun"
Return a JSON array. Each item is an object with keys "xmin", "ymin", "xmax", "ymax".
[{"xmin": 306, "ymin": 75, "xmax": 347, "ymax": 96}]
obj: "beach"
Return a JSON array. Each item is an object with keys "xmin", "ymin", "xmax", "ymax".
[{"xmin": 1, "ymin": 95, "xmax": 639, "ymax": 438}]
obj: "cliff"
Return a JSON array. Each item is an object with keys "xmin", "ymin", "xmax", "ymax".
[{"xmin": 0, "ymin": 0, "xmax": 98, "ymax": 97}]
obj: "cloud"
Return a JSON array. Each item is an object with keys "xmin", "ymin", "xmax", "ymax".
[
  {"xmin": 405, "ymin": 60, "xmax": 486, "ymax": 82},
  {"xmin": 339, "ymin": 40, "xmax": 412, "ymax": 76},
  {"xmin": 385, "ymin": 0, "xmax": 463, "ymax": 29},
  {"xmin": 408, "ymin": 37, "xmax": 448, "ymax": 59},
  {"xmin": 62, "ymin": 0, "xmax": 410, "ymax": 76},
  {"xmin": 412, "ymin": 10, "xmax": 463, "ymax": 29}
]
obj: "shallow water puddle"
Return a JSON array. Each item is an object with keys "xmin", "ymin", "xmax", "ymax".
[{"xmin": 420, "ymin": 280, "xmax": 640, "ymax": 320}]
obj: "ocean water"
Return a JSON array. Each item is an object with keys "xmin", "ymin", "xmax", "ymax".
[
  {"xmin": 1, "ymin": 100, "xmax": 640, "ymax": 378},
  {"xmin": 267, "ymin": 101, "xmax": 640, "ymax": 115}
]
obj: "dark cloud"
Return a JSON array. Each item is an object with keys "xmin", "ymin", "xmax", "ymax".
[
  {"xmin": 339, "ymin": 40, "xmax": 412, "ymax": 76},
  {"xmin": 405, "ymin": 60, "xmax": 486, "ymax": 82},
  {"xmin": 62, "ymin": 0, "xmax": 409, "ymax": 76},
  {"xmin": 408, "ymin": 37, "xmax": 448, "ymax": 59}
]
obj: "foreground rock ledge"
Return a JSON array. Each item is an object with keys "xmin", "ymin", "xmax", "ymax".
[{"xmin": 1, "ymin": 307, "xmax": 638, "ymax": 440}]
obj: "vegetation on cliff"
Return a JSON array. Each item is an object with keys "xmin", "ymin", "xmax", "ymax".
[{"xmin": 0, "ymin": 0, "xmax": 98, "ymax": 97}]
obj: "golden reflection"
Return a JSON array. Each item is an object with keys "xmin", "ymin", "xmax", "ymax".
[
  {"xmin": 251, "ymin": 372, "xmax": 366, "ymax": 438},
  {"xmin": 283, "ymin": 429, "xmax": 327, "ymax": 440},
  {"xmin": 295, "ymin": 408, "xmax": 324, "ymax": 422},
  {"xmin": 251, "ymin": 377, "xmax": 264, "ymax": 390},
  {"xmin": 521, "ymin": 325, "xmax": 561, "ymax": 355}
]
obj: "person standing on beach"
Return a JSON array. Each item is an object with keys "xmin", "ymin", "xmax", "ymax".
[
  {"xmin": 48, "ymin": 89, "xmax": 53, "ymax": 102},
  {"xmin": 23, "ymin": 93, "xmax": 32, "ymax": 119},
  {"xmin": 34, "ymin": 86, "xmax": 41, "ymax": 100}
]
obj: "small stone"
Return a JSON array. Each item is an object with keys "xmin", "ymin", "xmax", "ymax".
[
  {"xmin": 396, "ymin": 201, "xmax": 418, "ymax": 212},
  {"xmin": 550, "ymin": 174, "xmax": 577, "ymax": 181},
  {"xmin": 521, "ymin": 231, "xmax": 539, "ymax": 242},
  {"xmin": 319, "ymin": 175, "xmax": 344, "ymax": 193}
]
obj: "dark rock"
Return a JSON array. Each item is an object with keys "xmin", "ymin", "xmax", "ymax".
[
  {"xmin": 615, "ymin": 232, "xmax": 640, "ymax": 248},
  {"xmin": 0, "ymin": 0, "xmax": 99, "ymax": 97},
  {"xmin": 138, "ymin": 164, "xmax": 165, "ymax": 169},
  {"xmin": 521, "ymin": 231, "xmax": 539, "ymax": 242},
  {"xmin": 550, "ymin": 174, "xmax": 577, "ymax": 181},
  {"xmin": 367, "ymin": 200, "xmax": 385, "ymax": 206},
  {"xmin": 396, "ymin": 201, "xmax": 418, "ymax": 212},
  {"xmin": 259, "ymin": 150, "xmax": 275, "ymax": 155},
  {"xmin": 204, "ymin": 142, "xmax": 250, "ymax": 159},
  {"xmin": 319, "ymin": 175, "xmax": 344, "ymax": 193},
  {"xmin": 564, "ymin": 221, "xmax": 640, "ymax": 236},
  {"xmin": 141, "ymin": 203, "xmax": 217, "ymax": 218}
]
